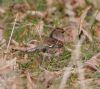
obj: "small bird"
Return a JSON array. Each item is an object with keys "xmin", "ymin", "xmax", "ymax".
[
  {"xmin": 46, "ymin": 28, "xmax": 65, "ymax": 48},
  {"xmin": 27, "ymin": 28, "xmax": 65, "ymax": 53}
]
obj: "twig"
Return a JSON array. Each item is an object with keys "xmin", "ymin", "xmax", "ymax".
[
  {"xmin": 59, "ymin": 67, "xmax": 72, "ymax": 89},
  {"xmin": 79, "ymin": 6, "xmax": 91, "ymax": 32},
  {"xmin": 76, "ymin": 6, "xmax": 91, "ymax": 89},
  {"xmin": 59, "ymin": 7, "xmax": 91, "ymax": 89},
  {"xmin": 3, "ymin": 14, "xmax": 18, "ymax": 61},
  {"xmin": 77, "ymin": 60, "xmax": 86, "ymax": 89},
  {"xmin": 76, "ymin": 35, "xmax": 86, "ymax": 89},
  {"xmin": 7, "ymin": 14, "xmax": 18, "ymax": 50}
]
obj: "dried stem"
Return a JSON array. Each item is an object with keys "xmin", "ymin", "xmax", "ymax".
[
  {"xmin": 7, "ymin": 14, "xmax": 18, "ymax": 50},
  {"xmin": 59, "ymin": 67, "xmax": 72, "ymax": 89},
  {"xmin": 59, "ymin": 7, "xmax": 91, "ymax": 89},
  {"xmin": 76, "ymin": 35, "xmax": 86, "ymax": 89},
  {"xmin": 3, "ymin": 14, "xmax": 18, "ymax": 61}
]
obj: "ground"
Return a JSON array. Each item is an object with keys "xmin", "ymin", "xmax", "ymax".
[{"xmin": 0, "ymin": 0, "xmax": 100, "ymax": 89}]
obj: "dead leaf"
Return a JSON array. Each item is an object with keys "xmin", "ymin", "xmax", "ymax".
[
  {"xmin": 39, "ymin": 67, "xmax": 61, "ymax": 88},
  {"xmin": 11, "ymin": 40, "xmax": 39, "ymax": 52},
  {"xmin": 94, "ymin": 78, "xmax": 100, "ymax": 85},
  {"xmin": 10, "ymin": 3, "xmax": 28, "ymax": 13},
  {"xmin": 27, "ymin": 40, "xmax": 40, "ymax": 47},
  {"xmin": 0, "ymin": 7, "xmax": 5, "ymax": 14},
  {"xmin": 84, "ymin": 53, "xmax": 100, "ymax": 72},
  {"xmin": 10, "ymin": 3, "xmax": 29, "ymax": 22},
  {"xmin": 26, "ymin": 71, "xmax": 37, "ymax": 89},
  {"xmin": 95, "ymin": 12, "xmax": 100, "ymax": 22},
  {"xmin": 95, "ymin": 24, "xmax": 100, "ymax": 41},
  {"xmin": 0, "ymin": 58, "xmax": 16, "ymax": 73},
  {"xmin": 10, "ymin": 40, "xmax": 19, "ymax": 46},
  {"xmin": 8, "ymin": 74, "xmax": 26, "ymax": 89}
]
